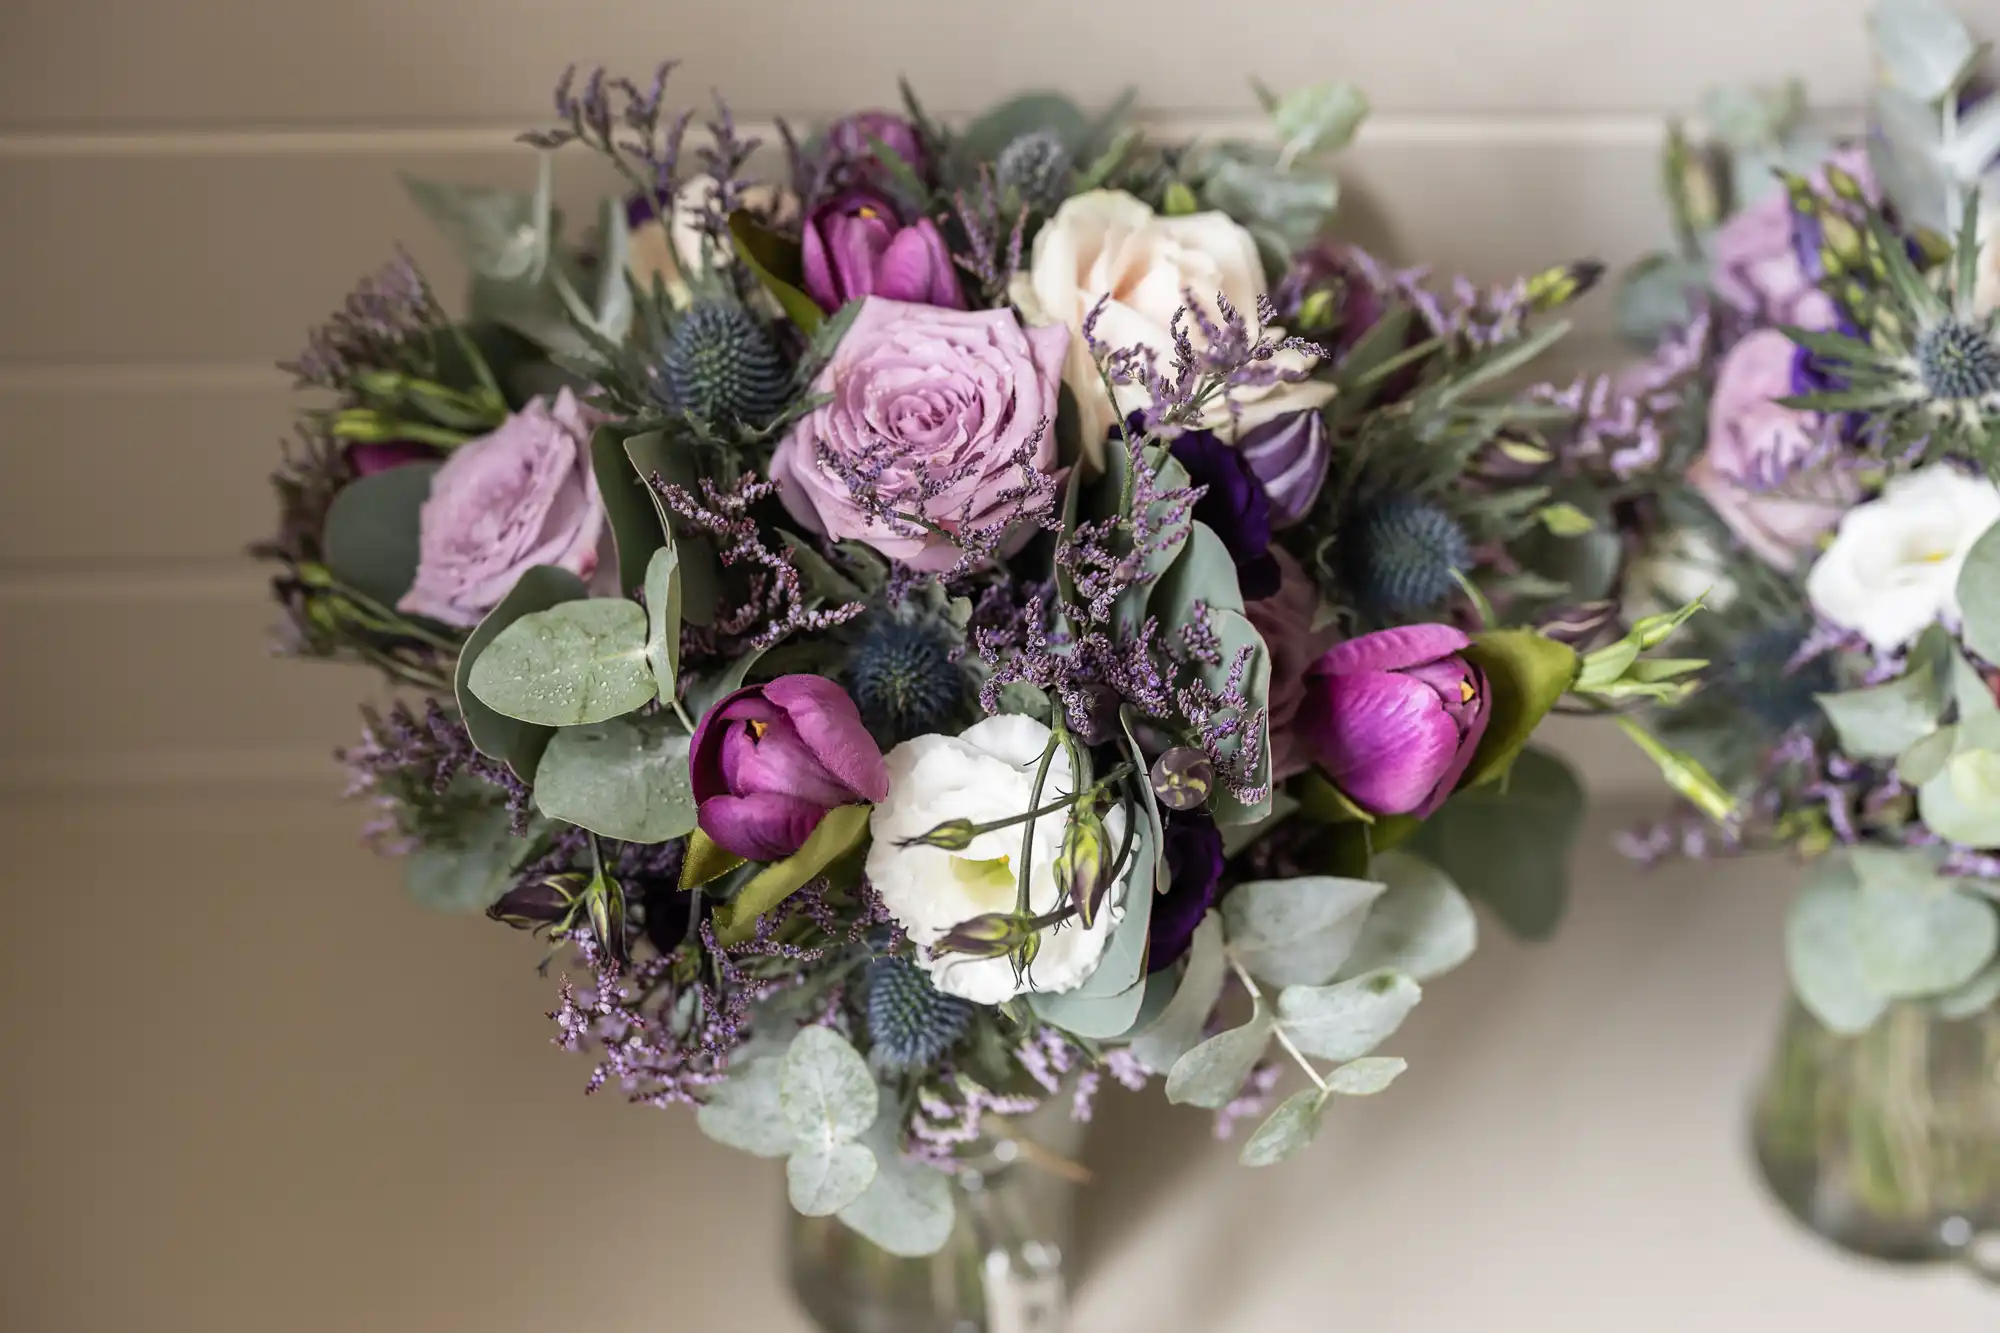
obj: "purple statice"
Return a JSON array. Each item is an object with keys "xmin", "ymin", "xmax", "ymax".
[
  {"xmin": 948, "ymin": 167, "xmax": 1030, "ymax": 304},
  {"xmin": 338, "ymin": 699, "xmax": 532, "ymax": 850},
  {"xmin": 909, "ymin": 1079, "xmax": 1045, "ymax": 1168},
  {"xmin": 1058, "ymin": 429, "xmax": 1206, "ymax": 626},
  {"xmin": 280, "ymin": 251, "xmax": 442, "ymax": 395},
  {"xmin": 1345, "ymin": 250, "xmax": 1534, "ymax": 350},
  {"xmin": 649, "ymin": 471, "xmax": 866, "ymax": 653},
  {"xmin": 1086, "ymin": 292, "xmax": 1324, "ymax": 437},
  {"xmin": 1211, "ymin": 1063, "xmax": 1283, "ymax": 1141},
  {"xmin": 1528, "ymin": 309, "xmax": 1713, "ymax": 479}
]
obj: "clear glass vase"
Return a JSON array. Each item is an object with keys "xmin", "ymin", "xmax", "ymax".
[
  {"xmin": 786, "ymin": 1111, "xmax": 1084, "ymax": 1333},
  {"xmin": 1751, "ymin": 998, "xmax": 2000, "ymax": 1277}
]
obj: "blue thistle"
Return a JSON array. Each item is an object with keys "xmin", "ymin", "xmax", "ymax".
[
  {"xmin": 865, "ymin": 955, "xmax": 973, "ymax": 1071},
  {"xmin": 1915, "ymin": 319, "xmax": 2000, "ymax": 401},
  {"xmin": 661, "ymin": 301, "xmax": 791, "ymax": 428},
  {"xmin": 1348, "ymin": 497, "xmax": 1471, "ymax": 616},
  {"xmin": 995, "ymin": 130, "xmax": 1073, "ymax": 214},
  {"xmin": 1723, "ymin": 627, "xmax": 1833, "ymax": 733},
  {"xmin": 848, "ymin": 619, "xmax": 967, "ymax": 744}
]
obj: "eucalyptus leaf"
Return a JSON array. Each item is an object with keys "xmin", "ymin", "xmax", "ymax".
[
  {"xmin": 1164, "ymin": 1007, "xmax": 1276, "ymax": 1109},
  {"xmin": 590, "ymin": 425, "xmax": 663, "ymax": 599},
  {"xmin": 1199, "ymin": 149, "xmax": 1340, "ymax": 255},
  {"xmin": 455, "ymin": 565, "xmax": 588, "ymax": 778},
  {"xmin": 404, "ymin": 803, "xmax": 525, "ymax": 913},
  {"xmin": 322, "ymin": 463, "xmax": 440, "ymax": 609},
  {"xmin": 1814, "ymin": 659, "xmax": 1947, "ymax": 759},
  {"xmin": 592, "ymin": 194, "xmax": 634, "ymax": 338},
  {"xmin": 836, "ymin": 1119, "xmax": 956, "ymax": 1257},
  {"xmin": 644, "ymin": 544, "xmax": 683, "ymax": 709},
  {"xmin": 1939, "ymin": 963, "xmax": 2000, "ymax": 1019},
  {"xmin": 957, "ymin": 92, "xmax": 1093, "ymax": 162},
  {"xmin": 402, "ymin": 156, "xmax": 551, "ymax": 282},
  {"xmin": 1868, "ymin": 0, "xmax": 1979, "ymax": 102},
  {"xmin": 531, "ymin": 716, "xmax": 695, "ymax": 844},
  {"xmin": 1238, "ymin": 1089, "xmax": 1328, "ymax": 1167},
  {"xmin": 1151, "ymin": 520, "xmax": 1246, "ymax": 620},
  {"xmin": 1275, "ymin": 970, "xmax": 1422, "ymax": 1062},
  {"xmin": 1956, "ymin": 519, "xmax": 2000, "ymax": 667},
  {"xmin": 1899, "ymin": 724, "xmax": 1958, "ymax": 787},
  {"xmin": 780, "ymin": 1025, "xmax": 880, "ymax": 1145},
  {"xmin": 715, "ymin": 804, "xmax": 872, "ymax": 944},
  {"xmin": 1850, "ymin": 846, "xmax": 1999, "ymax": 999},
  {"xmin": 1265, "ymin": 81, "xmax": 1369, "ymax": 159},
  {"xmin": 787, "ymin": 1140, "xmax": 878, "ymax": 1217},
  {"xmin": 1919, "ymin": 743, "xmax": 2000, "ymax": 848},
  {"xmin": 1327, "ymin": 1056, "xmax": 1408, "ymax": 1095},
  {"xmin": 1786, "ymin": 857, "xmax": 1890, "ymax": 1035},
  {"xmin": 1027, "ymin": 974, "xmax": 1151, "ymax": 1040},
  {"xmin": 1221, "ymin": 875, "xmax": 1386, "ymax": 987},
  {"xmin": 684, "ymin": 645, "xmax": 769, "ymax": 722},
  {"xmin": 467, "ymin": 598, "xmax": 657, "ymax": 726},
  {"xmin": 1409, "ymin": 748, "xmax": 1583, "ymax": 942},
  {"xmin": 1128, "ymin": 913, "xmax": 1228, "ymax": 1074},
  {"xmin": 1337, "ymin": 852, "xmax": 1478, "ymax": 983},
  {"xmin": 1616, "ymin": 254, "xmax": 1710, "ymax": 344},
  {"xmin": 696, "ymin": 1054, "xmax": 795, "ymax": 1158}
]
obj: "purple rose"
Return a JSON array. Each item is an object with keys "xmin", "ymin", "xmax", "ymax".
[
  {"xmin": 689, "ymin": 675, "xmax": 890, "ymax": 862},
  {"xmin": 771, "ymin": 297, "xmax": 1068, "ymax": 573},
  {"xmin": 1149, "ymin": 812, "xmax": 1225, "ymax": 972},
  {"xmin": 345, "ymin": 440, "xmax": 438, "ymax": 477},
  {"xmin": 1168, "ymin": 428, "xmax": 1279, "ymax": 600},
  {"xmin": 824, "ymin": 111, "xmax": 928, "ymax": 183},
  {"xmin": 398, "ymin": 388, "xmax": 607, "ymax": 629},
  {"xmin": 802, "ymin": 190, "xmax": 965, "ymax": 313},
  {"xmin": 1298, "ymin": 624, "xmax": 1490, "ymax": 819},
  {"xmin": 1711, "ymin": 147, "xmax": 1874, "ymax": 329},
  {"xmin": 1237, "ymin": 410, "xmax": 1329, "ymax": 529}
]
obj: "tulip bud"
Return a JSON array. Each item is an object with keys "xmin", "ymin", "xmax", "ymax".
[
  {"xmin": 489, "ymin": 873, "xmax": 585, "ymax": 931},
  {"xmin": 1057, "ymin": 806, "xmax": 1115, "ymax": 928},
  {"xmin": 900, "ymin": 818, "xmax": 979, "ymax": 852},
  {"xmin": 1150, "ymin": 747, "xmax": 1216, "ymax": 812},
  {"xmin": 936, "ymin": 912, "xmax": 1033, "ymax": 960}
]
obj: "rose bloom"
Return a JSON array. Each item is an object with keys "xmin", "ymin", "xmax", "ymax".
[
  {"xmin": 398, "ymin": 388, "xmax": 607, "ymax": 628},
  {"xmin": 866, "ymin": 715, "xmax": 1133, "ymax": 1004},
  {"xmin": 1807, "ymin": 465, "xmax": 2000, "ymax": 653},
  {"xmin": 1691, "ymin": 328, "xmax": 1857, "ymax": 571},
  {"xmin": 1009, "ymin": 190, "xmax": 1334, "ymax": 464},
  {"xmin": 770, "ymin": 297, "xmax": 1068, "ymax": 573},
  {"xmin": 1710, "ymin": 147, "xmax": 1872, "ymax": 329}
]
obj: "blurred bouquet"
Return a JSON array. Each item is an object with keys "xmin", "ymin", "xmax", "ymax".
[
  {"xmin": 259, "ymin": 61, "xmax": 1703, "ymax": 1255},
  {"xmin": 1618, "ymin": 0, "xmax": 2000, "ymax": 1034}
]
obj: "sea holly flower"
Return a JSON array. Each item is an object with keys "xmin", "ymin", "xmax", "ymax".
[
  {"xmin": 1297, "ymin": 625, "xmax": 1490, "ymax": 818},
  {"xmin": 688, "ymin": 676, "xmax": 890, "ymax": 862},
  {"xmin": 865, "ymin": 715, "xmax": 1134, "ymax": 1004},
  {"xmin": 1805, "ymin": 465, "xmax": 2000, "ymax": 653},
  {"xmin": 800, "ymin": 189, "xmax": 965, "ymax": 312}
]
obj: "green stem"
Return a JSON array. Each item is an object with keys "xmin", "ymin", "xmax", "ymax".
[
  {"xmin": 1016, "ymin": 731, "xmax": 1064, "ymax": 921},
  {"xmin": 1229, "ymin": 956, "xmax": 1328, "ymax": 1095}
]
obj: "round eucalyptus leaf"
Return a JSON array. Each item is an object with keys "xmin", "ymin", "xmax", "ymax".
[
  {"xmin": 1238, "ymin": 1088, "xmax": 1329, "ymax": 1168},
  {"xmin": 779, "ymin": 1026, "xmax": 879, "ymax": 1145},
  {"xmin": 1956, "ymin": 519, "xmax": 2000, "ymax": 667},
  {"xmin": 466, "ymin": 598, "xmax": 656, "ymax": 726},
  {"xmin": 1326, "ymin": 1056, "xmax": 1407, "ymax": 1096},
  {"xmin": 530, "ymin": 717, "xmax": 695, "ymax": 844},
  {"xmin": 1409, "ymin": 747, "xmax": 1584, "ymax": 943},
  {"xmin": 1275, "ymin": 969, "xmax": 1422, "ymax": 1063},
  {"xmin": 786, "ymin": 1139, "xmax": 877, "ymax": 1218},
  {"xmin": 403, "ymin": 804, "xmax": 522, "ymax": 913},
  {"xmin": 1785, "ymin": 859, "xmax": 1889, "ymax": 1035},
  {"xmin": 1222, "ymin": 875, "xmax": 1385, "ymax": 987},
  {"xmin": 1337, "ymin": 852, "xmax": 1477, "ymax": 983},
  {"xmin": 1164, "ymin": 1009, "xmax": 1275, "ymax": 1109},
  {"xmin": 322, "ymin": 462, "xmax": 441, "ymax": 608},
  {"xmin": 837, "ymin": 1120, "xmax": 957, "ymax": 1257},
  {"xmin": 695, "ymin": 1055, "xmax": 795, "ymax": 1158},
  {"xmin": 455, "ymin": 565, "xmax": 589, "ymax": 777}
]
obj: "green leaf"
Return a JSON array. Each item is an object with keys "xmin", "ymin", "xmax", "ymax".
[
  {"xmin": 684, "ymin": 645, "xmax": 769, "ymax": 723},
  {"xmin": 956, "ymin": 92, "xmax": 1092, "ymax": 162},
  {"xmin": 1222, "ymin": 875, "xmax": 1385, "ymax": 987},
  {"xmin": 1151, "ymin": 520, "xmax": 1246, "ymax": 619},
  {"xmin": 530, "ymin": 716, "xmax": 695, "ymax": 844},
  {"xmin": 780, "ymin": 532, "xmax": 868, "ymax": 605},
  {"xmin": 780, "ymin": 1025, "xmax": 880, "ymax": 1144},
  {"xmin": 322, "ymin": 463, "xmax": 440, "ymax": 609},
  {"xmin": 1868, "ymin": 0, "xmax": 1979, "ymax": 101},
  {"xmin": 1327, "ymin": 1056, "xmax": 1407, "ymax": 1095},
  {"xmin": 1899, "ymin": 724, "xmax": 1959, "ymax": 786},
  {"xmin": 729, "ymin": 211, "xmax": 825, "ymax": 334},
  {"xmin": 1460, "ymin": 630, "xmax": 1580, "ymax": 789},
  {"xmin": 836, "ymin": 1119, "xmax": 956, "ymax": 1257},
  {"xmin": 466, "ymin": 598, "xmax": 657, "ymax": 726},
  {"xmin": 696, "ymin": 1054, "xmax": 795, "ymax": 1158},
  {"xmin": 402, "ymin": 157, "xmax": 551, "ymax": 282},
  {"xmin": 404, "ymin": 803, "xmax": 524, "ymax": 912},
  {"xmin": 1786, "ymin": 857, "xmax": 1890, "ymax": 1035},
  {"xmin": 1409, "ymin": 747, "xmax": 1583, "ymax": 942},
  {"xmin": 1164, "ymin": 1007, "xmax": 1276, "ymax": 1109},
  {"xmin": 715, "ymin": 803, "xmax": 873, "ymax": 944},
  {"xmin": 1238, "ymin": 1089, "xmax": 1328, "ymax": 1167},
  {"xmin": 1276, "ymin": 969, "xmax": 1422, "ymax": 1062},
  {"xmin": 1199, "ymin": 148, "xmax": 1340, "ymax": 255},
  {"xmin": 1850, "ymin": 846, "xmax": 2000, "ymax": 999},
  {"xmin": 1955, "ymin": 519, "xmax": 2000, "ymax": 667},
  {"xmin": 455, "ymin": 566, "xmax": 588, "ymax": 778},
  {"xmin": 1127, "ymin": 913, "xmax": 1228, "ymax": 1074},
  {"xmin": 787, "ymin": 1140, "xmax": 877, "ymax": 1217},
  {"xmin": 590, "ymin": 425, "xmax": 664, "ymax": 599},
  {"xmin": 680, "ymin": 829, "xmax": 745, "ymax": 890},
  {"xmin": 1264, "ymin": 81, "xmax": 1369, "ymax": 159},
  {"xmin": 1939, "ymin": 963, "xmax": 2000, "ymax": 1019},
  {"xmin": 1616, "ymin": 253, "xmax": 1709, "ymax": 344},
  {"xmin": 643, "ymin": 544, "xmax": 683, "ymax": 709},
  {"xmin": 1814, "ymin": 659, "xmax": 1947, "ymax": 759},
  {"xmin": 621, "ymin": 429, "xmax": 719, "ymax": 628},
  {"xmin": 1026, "ymin": 974, "xmax": 1151, "ymax": 1040},
  {"xmin": 1918, "ymin": 741, "xmax": 2000, "ymax": 848},
  {"xmin": 1337, "ymin": 852, "xmax": 1478, "ymax": 983}
]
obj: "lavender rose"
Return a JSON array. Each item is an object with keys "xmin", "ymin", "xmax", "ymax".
[
  {"xmin": 770, "ymin": 297, "xmax": 1068, "ymax": 573},
  {"xmin": 802, "ymin": 189, "xmax": 965, "ymax": 313},
  {"xmin": 1693, "ymin": 328, "xmax": 1856, "ymax": 571},
  {"xmin": 398, "ymin": 388, "xmax": 607, "ymax": 628},
  {"xmin": 1711, "ymin": 147, "xmax": 1873, "ymax": 329},
  {"xmin": 689, "ymin": 675, "xmax": 890, "ymax": 862},
  {"xmin": 1297, "ymin": 624, "xmax": 1490, "ymax": 818}
]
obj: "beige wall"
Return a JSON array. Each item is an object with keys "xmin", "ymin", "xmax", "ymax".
[{"xmin": 2, "ymin": 2, "xmax": 1995, "ymax": 1329}]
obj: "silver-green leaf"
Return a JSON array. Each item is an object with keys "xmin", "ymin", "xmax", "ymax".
[
  {"xmin": 695, "ymin": 1055, "xmax": 795, "ymax": 1158},
  {"xmin": 1959, "ymin": 519, "xmax": 2000, "ymax": 675},
  {"xmin": 786, "ymin": 1139, "xmax": 878, "ymax": 1217},
  {"xmin": 1868, "ymin": 0, "xmax": 1979, "ymax": 102},
  {"xmin": 644, "ymin": 543, "xmax": 683, "ymax": 709},
  {"xmin": 467, "ymin": 598, "xmax": 657, "ymax": 726},
  {"xmin": 1238, "ymin": 1089, "xmax": 1328, "ymax": 1167},
  {"xmin": 1337, "ymin": 852, "xmax": 1477, "ymax": 983},
  {"xmin": 1814, "ymin": 659, "xmax": 1946, "ymax": 760},
  {"xmin": 836, "ymin": 1119, "xmax": 956, "ymax": 1257},
  {"xmin": 1785, "ymin": 858, "xmax": 1890, "ymax": 1035},
  {"xmin": 1164, "ymin": 1008, "xmax": 1275, "ymax": 1109},
  {"xmin": 402, "ymin": 154, "xmax": 553, "ymax": 282},
  {"xmin": 1128, "ymin": 912, "xmax": 1228, "ymax": 1074},
  {"xmin": 1276, "ymin": 970, "xmax": 1422, "ymax": 1062},
  {"xmin": 531, "ymin": 716, "xmax": 695, "ymax": 844},
  {"xmin": 779, "ymin": 1026, "xmax": 879, "ymax": 1146},
  {"xmin": 1326, "ymin": 1056, "xmax": 1408, "ymax": 1096},
  {"xmin": 1850, "ymin": 846, "xmax": 2000, "ymax": 999},
  {"xmin": 1222, "ymin": 876, "xmax": 1386, "ymax": 987}
]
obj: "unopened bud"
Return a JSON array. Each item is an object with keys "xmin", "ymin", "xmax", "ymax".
[
  {"xmin": 1525, "ymin": 261, "xmax": 1605, "ymax": 312},
  {"xmin": 584, "ymin": 870, "xmax": 629, "ymax": 966},
  {"xmin": 1057, "ymin": 807, "xmax": 1115, "ymax": 928},
  {"xmin": 936, "ymin": 912, "xmax": 1032, "ymax": 960},
  {"xmin": 1296, "ymin": 288, "xmax": 1339, "ymax": 332},
  {"xmin": 902, "ymin": 818, "xmax": 979, "ymax": 852},
  {"xmin": 1150, "ymin": 747, "xmax": 1215, "ymax": 812},
  {"xmin": 1162, "ymin": 180, "xmax": 1200, "ymax": 216},
  {"xmin": 1822, "ymin": 164, "xmax": 1866, "ymax": 204},
  {"xmin": 1617, "ymin": 718, "xmax": 1738, "ymax": 825},
  {"xmin": 488, "ymin": 873, "xmax": 585, "ymax": 931}
]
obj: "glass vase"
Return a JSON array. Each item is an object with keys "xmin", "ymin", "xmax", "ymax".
[
  {"xmin": 1751, "ymin": 997, "xmax": 2000, "ymax": 1277},
  {"xmin": 786, "ymin": 1109, "xmax": 1084, "ymax": 1333}
]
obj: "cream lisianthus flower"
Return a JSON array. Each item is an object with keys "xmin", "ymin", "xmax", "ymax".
[
  {"xmin": 865, "ymin": 715, "xmax": 1132, "ymax": 1005},
  {"xmin": 1806, "ymin": 465, "xmax": 2000, "ymax": 652},
  {"xmin": 1009, "ymin": 189, "xmax": 1334, "ymax": 465}
]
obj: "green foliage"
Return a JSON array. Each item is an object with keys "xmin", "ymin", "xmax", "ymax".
[
  {"xmin": 589, "ymin": 425, "xmax": 664, "ymax": 599},
  {"xmin": 1325, "ymin": 1056, "xmax": 1408, "ymax": 1095},
  {"xmin": 466, "ymin": 598, "xmax": 657, "ymax": 727},
  {"xmin": 1274, "ymin": 969, "xmax": 1422, "ymax": 1062},
  {"xmin": 780, "ymin": 1026, "xmax": 880, "ymax": 1216},
  {"xmin": 1459, "ymin": 630, "xmax": 1580, "ymax": 789},
  {"xmin": 455, "ymin": 567, "xmax": 590, "ymax": 778},
  {"xmin": 1164, "ymin": 1006, "xmax": 1276, "ymax": 1109},
  {"xmin": 1336, "ymin": 852, "xmax": 1478, "ymax": 983},
  {"xmin": 696, "ymin": 1054, "xmax": 794, "ymax": 1157},
  {"xmin": 1255, "ymin": 80, "xmax": 1370, "ymax": 162},
  {"xmin": 402, "ymin": 158, "xmax": 553, "ymax": 283},
  {"xmin": 1869, "ymin": 0, "xmax": 1980, "ymax": 102},
  {"xmin": 1127, "ymin": 912, "xmax": 1228, "ymax": 1074},
  {"xmin": 404, "ymin": 803, "xmax": 527, "ymax": 913},
  {"xmin": 713, "ymin": 804, "xmax": 873, "ymax": 944},
  {"xmin": 1955, "ymin": 521, "xmax": 2000, "ymax": 667},
  {"xmin": 322, "ymin": 463, "xmax": 440, "ymax": 609},
  {"xmin": 1411, "ymin": 747, "xmax": 1584, "ymax": 942},
  {"xmin": 835, "ymin": 1119, "xmax": 956, "ymax": 1256},
  {"xmin": 679, "ymin": 829, "xmax": 745, "ymax": 890},
  {"xmin": 1221, "ymin": 875, "xmax": 1386, "ymax": 987},
  {"xmin": 1616, "ymin": 254, "xmax": 1710, "ymax": 344},
  {"xmin": 727, "ymin": 212, "xmax": 825, "ymax": 334},
  {"xmin": 530, "ymin": 716, "xmax": 695, "ymax": 844},
  {"xmin": 1814, "ymin": 655, "xmax": 1948, "ymax": 759},
  {"xmin": 1238, "ymin": 1089, "xmax": 1329, "ymax": 1167},
  {"xmin": 643, "ymin": 544, "xmax": 683, "ymax": 712}
]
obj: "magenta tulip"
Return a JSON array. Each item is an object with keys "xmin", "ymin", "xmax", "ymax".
[
  {"xmin": 1297, "ymin": 625, "xmax": 1489, "ymax": 818},
  {"xmin": 689, "ymin": 675, "xmax": 890, "ymax": 862},
  {"xmin": 800, "ymin": 190, "xmax": 965, "ymax": 313}
]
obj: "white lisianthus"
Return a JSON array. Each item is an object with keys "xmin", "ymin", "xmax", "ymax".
[
  {"xmin": 1806, "ymin": 465, "xmax": 2000, "ymax": 652},
  {"xmin": 866, "ymin": 715, "xmax": 1132, "ymax": 1005},
  {"xmin": 1009, "ymin": 189, "xmax": 1334, "ymax": 465}
]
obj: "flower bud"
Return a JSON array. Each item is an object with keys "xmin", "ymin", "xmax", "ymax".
[
  {"xmin": 1057, "ymin": 806, "xmax": 1115, "ymax": 928},
  {"xmin": 935, "ymin": 912, "xmax": 1033, "ymax": 960},
  {"xmin": 584, "ymin": 870, "xmax": 630, "ymax": 967},
  {"xmin": 1162, "ymin": 180, "xmax": 1200, "ymax": 216},
  {"xmin": 1296, "ymin": 287, "xmax": 1340, "ymax": 333},
  {"xmin": 900, "ymin": 818, "xmax": 979, "ymax": 852},
  {"xmin": 489, "ymin": 873, "xmax": 585, "ymax": 931},
  {"xmin": 1524, "ymin": 261, "xmax": 1605, "ymax": 312},
  {"xmin": 1536, "ymin": 600, "xmax": 1619, "ymax": 648},
  {"xmin": 1150, "ymin": 747, "xmax": 1216, "ymax": 812},
  {"xmin": 1617, "ymin": 718, "xmax": 1739, "ymax": 824}
]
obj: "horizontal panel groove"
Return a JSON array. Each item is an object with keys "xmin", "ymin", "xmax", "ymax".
[
  {"xmin": 0, "ymin": 746, "xmax": 342, "ymax": 794},
  {"xmin": 0, "ymin": 565, "xmax": 264, "ymax": 603},
  {"xmin": 0, "ymin": 362, "xmax": 283, "ymax": 392}
]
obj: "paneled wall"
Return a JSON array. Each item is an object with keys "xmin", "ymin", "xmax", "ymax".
[{"xmin": 0, "ymin": 0, "xmax": 1884, "ymax": 796}]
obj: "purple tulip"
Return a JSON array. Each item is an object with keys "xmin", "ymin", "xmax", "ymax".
[
  {"xmin": 824, "ymin": 111, "xmax": 928, "ymax": 183},
  {"xmin": 1298, "ymin": 625, "xmax": 1490, "ymax": 819},
  {"xmin": 801, "ymin": 190, "xmax": 965, "ymax": 313},
  {"xmin": 1237, "ymin": 410, "xmax": 1329, "ymax": 530},
  {"xmin": 689, "ymin": 675, "xmax": 891, "ymax": 862}
]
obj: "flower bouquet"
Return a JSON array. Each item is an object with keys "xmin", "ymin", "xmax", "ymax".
[
  {"xmin": 1616, "ymin": 0, "xmax": 2000, "ymax": 1264},
  {"xmin": 261, "ymin": 59, "xmax": 1704, "ymax": 1307}
]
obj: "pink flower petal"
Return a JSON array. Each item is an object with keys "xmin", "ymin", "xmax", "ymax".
[
  {"xmin": 1317, "ymin": 624, "xmax": 1471, "ymax": 677},
  {"xmin": 763, "ymin": 675, "xmax": 890, "ymax": 801},
  {"xmin": 1308, "ymin": 671, "xmax": 1459, "ymax": 816},
  {"xmin": 699, "ymin": 792, "xmax": 829, "ymax": 862}
]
